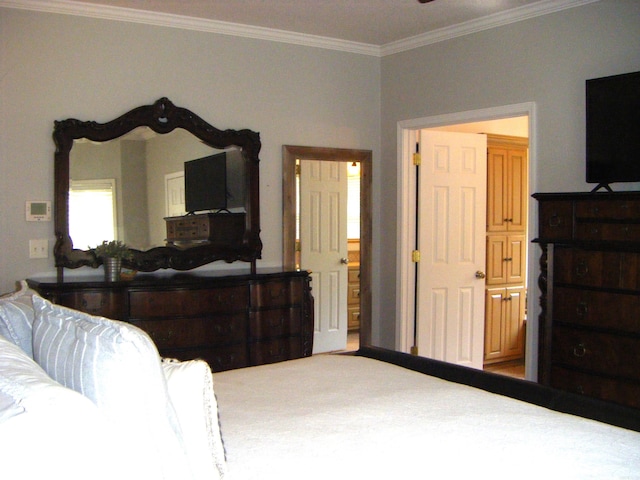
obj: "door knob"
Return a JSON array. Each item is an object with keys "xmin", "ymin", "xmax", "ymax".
[
  {"xmin": 475, "ymin": 271, "xmax": 486, "ymax": 279},
  {"xmin": 340, "ymin": 258, "xmax": 349, "ymax": 265}
]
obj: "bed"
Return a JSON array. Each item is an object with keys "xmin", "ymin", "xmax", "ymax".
[{"xmin": 213, "ymin": 346, "xmax": 640, "ymax": 479}]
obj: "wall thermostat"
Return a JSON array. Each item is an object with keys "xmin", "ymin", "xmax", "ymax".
[{"xmin": 26, "ymin": 201, "xmax": 51, "ymax": 221}]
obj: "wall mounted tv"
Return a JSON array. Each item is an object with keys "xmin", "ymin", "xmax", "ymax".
[
  {"xmin": 586, "ymin": 70, "xmax": 640, "ymax": 192},
  {"xmin": 184, "ymin": 150, "xmax": 245, "ymax": 214}
]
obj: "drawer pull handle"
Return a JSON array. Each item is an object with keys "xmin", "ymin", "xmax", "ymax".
[
  {"xmin": 548, "ymin": 214, "xmax": 561, "ymax": 227},
  {"xmin": 573, "ymin": 343, "xmax": 587, "ymax": 358},
  {"xmin": 503, "ymin": 257, "xmax": 512, "ymax": 262},
  {"xmin": 576, "ymin": 302, "xmax": 588, "ymax": 317},
  {"xmin": 575, "ymin": 262, "xmax": 589, "ymax": 278}
]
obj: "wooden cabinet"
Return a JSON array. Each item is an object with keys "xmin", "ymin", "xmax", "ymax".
[
  {"xmin": 534, "ymin": 192, "xmax": 640, "ymax": 409},
  {"xmin": 484, "ymin": 286, "xmax": 526, "ymax": 363},
  {"xmin": 347, "ymin": 266, "xmax": 360, "ymax": 331},
  {"xmin": 484, "ymin": 135, "xmax": 528, "ymax": 364},
  {"xmin": 28, "ymin": 269, "xmax": 313, "ymax": 372}
]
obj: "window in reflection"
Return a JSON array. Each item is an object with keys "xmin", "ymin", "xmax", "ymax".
[{"xmin": 69, "ymin": 179, "xmax": 117, "ymax": 248}]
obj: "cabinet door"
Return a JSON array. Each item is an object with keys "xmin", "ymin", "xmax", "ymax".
[
  {"xmin": 483, "ymin": 286, "xmax": 525, "ymax": 363},
  {"xmin": 506, "ymin": 235, "xmax": 526, "ymax": 284},
  {"xmin": 486, "ymin": 234, "xmax": 526, "ymax": 285},
  {"xmin": 487, "ymin": 146, "xmax": 527, "ymax": 233},
  {"xmin": 484, "ymin": 288, "xmax": 506, "ymax": 361}
]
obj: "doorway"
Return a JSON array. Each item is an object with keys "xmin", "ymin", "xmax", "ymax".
[
  {"xmin": 397, "ymin": 103, "xmax": 537, "ymax": 381},
  {"xmin": 283, "ymin": 146, "xmax": 372, "ymax": 352}
]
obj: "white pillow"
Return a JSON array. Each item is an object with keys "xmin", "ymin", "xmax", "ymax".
[
  {"xmin": 0, "ymin": 334, "xmax": 141, "ymax": 479},
  {"xmin": 162, "ymin": 358, "xmax": 227, "ymax": 480},
  {"xmin": 32, "ymin": 296, "xmax": 194, "ymax": 480},
  {"xmin": 0, "ymin": 281, "xmax": 38, "ymax": 356}
]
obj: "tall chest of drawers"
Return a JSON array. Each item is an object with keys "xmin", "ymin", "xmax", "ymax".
[
  {"xmin": 28, "ymin": 269, "xmax": 313, "ymax": 372},
  {"xmin": 534, "ymin": 192, "xmax": 640, "ymax": 409}
]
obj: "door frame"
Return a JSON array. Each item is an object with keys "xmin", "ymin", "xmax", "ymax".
[
  {"xmin": 283, "ymin": 146, "xmax": 372, "ymax": 347},
  {"xmin": 396, "ymin": 102, "xmax": 538, "ymax": 380}
]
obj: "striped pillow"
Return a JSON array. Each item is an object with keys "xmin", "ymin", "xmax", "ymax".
[
  {"xmin": 0, "ymin": 281, "xmax": 37, "ymax": 357},
  {"xmin": 32, "ymin": 296, "xmax": 194, "ymax": 480}
]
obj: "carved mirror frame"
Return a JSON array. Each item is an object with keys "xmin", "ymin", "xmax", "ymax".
[{"xmin": 54, "ymin": 97, "xmax": 262, "ymax": 278}]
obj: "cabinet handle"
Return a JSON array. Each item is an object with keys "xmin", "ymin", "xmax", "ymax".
[
  {"xmin": 575, "ymin": 301, "xmax": 588, "ymax": 317},
  {"xmin": 503, "ymin": 257, "xmax": 512, "ymax": 262},
  {"xmin": 572, "ymin": 343, "xmax": 587, "ymax": 358}
]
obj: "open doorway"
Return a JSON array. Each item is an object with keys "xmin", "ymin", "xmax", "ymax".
[
  {"xmin": 283, "ymin": 146, "xmax": 372, "ymax": 353},
  {"xmin": 397, "ymin": 103, "xmax": 537, "ymax": 381}
]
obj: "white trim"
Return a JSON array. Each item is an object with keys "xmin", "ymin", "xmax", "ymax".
[
  {"xmin": 1, "ymin": 0, "xmax": 600, "ymax": 57},
  {"xmin": 396, "ymin": 102, "xmax": 538, "ymax": 381},
  {"xmin": 382, "ymin": 0, "xmax": 600, "ymax": 56}
]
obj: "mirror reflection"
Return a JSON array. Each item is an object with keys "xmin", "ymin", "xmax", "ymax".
[{"xmin": 69, "ymin": 127, "xmax": 245, "ymax": 251}]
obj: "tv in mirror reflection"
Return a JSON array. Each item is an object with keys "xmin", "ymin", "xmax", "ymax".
[{"xmin": 184, "ymin": 149, "xmax": 245, "ymax": 213}]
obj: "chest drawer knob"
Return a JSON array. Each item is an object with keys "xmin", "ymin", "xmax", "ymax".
[
  {"xmin": 572, "ymin": 343, "xmax": 587, "ymax": 358},
  {"xmin": 575, "ymin": 261, "xmax": 589, "ymax": 278},
  {"xmin": 575, "ymin": 301, "xmax": 588, "ymax": 317},
  {"xmin": 548, "ymin": 214, "xmax": 561, "ymax": 227}
]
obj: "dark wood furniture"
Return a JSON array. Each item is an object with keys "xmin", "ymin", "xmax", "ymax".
[
  {"xmin": 28, "ymin": 269, "xmax": 313, "ymax": 372},
  {"xmin": 534, "ymin": 192, "xmax": 640, "ymax": 409}
]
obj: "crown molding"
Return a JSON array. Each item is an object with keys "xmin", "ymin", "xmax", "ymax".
[
  {"xmin": 0, "ymin": 0, "xmax": 381, "ymax": 56},
  {"xmin": 1, "ymin": 0, "xmax": 600, "ymax": 58},
  {"xmin": 381, "ymin": 0, "xmax": 601, "ymax": 56}
]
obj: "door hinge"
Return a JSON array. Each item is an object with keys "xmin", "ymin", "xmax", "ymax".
[
  {"xmin": 412, "ymin": 250, "xmax": 420, "ymax": 262},
  {"xmin": 295, "ymin": 164, "xmax": 301, "ymax": 176},
  {"xmin": 412, "ymin": 153, "xmax": 421, "ymax": 166}
]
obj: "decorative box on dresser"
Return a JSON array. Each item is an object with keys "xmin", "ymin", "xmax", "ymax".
[
  {"xmin": 27, "ymin": 269, "xmax": 313, "ymax": 373},
  {"xmin": 534, "ymin": 192, "xmax": 640, "ymax": 409}
]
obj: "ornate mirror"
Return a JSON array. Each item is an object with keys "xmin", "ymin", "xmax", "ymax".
[{"xmin": 54, "ymin": 98, "xmax": 262, "ymax": 278}]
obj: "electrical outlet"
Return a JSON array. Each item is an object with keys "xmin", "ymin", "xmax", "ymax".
[{"xmin": 29, "ymin": 239, "xmax": 48, "ymax": 259}]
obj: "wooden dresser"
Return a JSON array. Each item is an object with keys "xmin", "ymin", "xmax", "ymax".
[
  {"xmin": 28, "ymin": 269, "xmax": 313, "ymax": 372},
  {"xmin": 534, "ymin": 192, "xmax": 640, "ymax": 409}
]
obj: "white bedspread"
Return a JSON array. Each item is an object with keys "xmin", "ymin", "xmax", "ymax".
[{"xmin": 213, "ymin": 355, "xmax": 640, "ymax": 479}]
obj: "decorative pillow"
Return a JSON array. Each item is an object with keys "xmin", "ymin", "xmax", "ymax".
[
  {"xmin": 31, "ymin": 296, "xmax": 194, "ymax": 480},
  {"xmin": 0, "ymin": 281, "xmax": 38, "ymax": 356},
  {"xmin": 0, "ymin": 334, "xmax": 141, "ymax": 480},
  {"xmin": 162, "ymin": 358, "xmax": 227, "ymax": 480}
]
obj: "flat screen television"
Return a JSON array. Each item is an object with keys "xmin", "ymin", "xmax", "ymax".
[
  {"xmin": 184, "ymin": 150, "xmax": 245, "ymax": 213},
  {"xmin": 586, "ymin": 70, "xmax": 640, "ymax": 191}
]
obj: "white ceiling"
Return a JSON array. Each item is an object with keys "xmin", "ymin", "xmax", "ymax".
[{"xmin": 5, "ymin": 0, "xmax": 599, "ymax": 54}]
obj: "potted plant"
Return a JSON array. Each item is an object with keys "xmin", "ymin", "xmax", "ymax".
[{"xmin": 90, "ymin": 240, "xmax": 133, "ymax": 282}]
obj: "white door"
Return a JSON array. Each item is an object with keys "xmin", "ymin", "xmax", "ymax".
[
  {"xmin": 165, "ymin": 172, "xmax": 185, "ymax": 217},
  {"xmin": 416, "ymin": 130, "xmax": 487, "ymax": 369},
  {"xmin": 300, "ymin": 160, "xmax": 349, "ymax": 353}
]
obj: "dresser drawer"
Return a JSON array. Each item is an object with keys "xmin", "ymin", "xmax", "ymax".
[
  {"xmin": 575, "ymin": 222, "xmax": 640, "ymax": 242},
  {"xmin": 552, "ymin": 325, "xmax": 640, "ymax": 381},
  {"xmin": 250, "ymin": 337, "xmax": 302, "ymax": 366},
  {"xmin": 129, "ymin": 313, "xmax": 247, "ymax": 349},
  {"xmin": 538, "ymin": 200, "xmax": 573, "ymax": 240},
  {"xmin": 249, "ymin": 307, "xmax": 301, "ymax": 340},
  {"xmin": 550, "ymin": 366, "xmax": 640, "ymax": 409},
  {"xmin": 162, "ymin": 345, "xmax": 248, "ymax": 373},
  {"xmin": 554, "ymin": 247, "xmax": 640, "ymax": 290},
  {"xmin": 553, "ymin": 287, "xmax": 640, "ymax": 333},
  {"xmin": 575, "ymin": 199, "xmax": 640, "ymax": 220},
  {"xmin": 251, "ymin": 279, "xmax": 303, "ymax": 308},
  {"xmin": 55, "ymin": 290, "xmax": 126, "ymax": 320},
  {"xmin": 129, "ymin": 286, "xmax": 248, "ymax": 317}
]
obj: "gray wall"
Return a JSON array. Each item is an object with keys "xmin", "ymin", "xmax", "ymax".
[
  {"xmin": 0, "ymin": 9, "xmax": 381, "ymax": 295},
  {"xmin": 377, "ymin": 0, "xmax": 640, "ymax": 348}
]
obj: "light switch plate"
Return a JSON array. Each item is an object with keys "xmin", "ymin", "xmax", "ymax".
[{"xmin": 29, "ymin": 239, "xmax": 48, "ymax": 259}]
